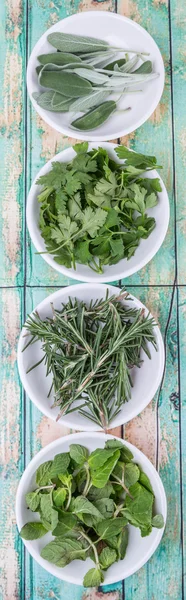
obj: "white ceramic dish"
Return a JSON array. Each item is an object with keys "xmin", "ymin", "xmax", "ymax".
[
  {"xmin": 26, "ymin": 142, "xmax": 170, "ymax": 283},
  {"xmin": 17, "ymin": 283, "xmax": 165, "ymax": 430},
  {"xmin": 16, "ymin": 432, "xmax": 167, "ymax": 585},
  {"xmin": 27, "ymin": 11, "xmax": 165, "ymax": 141}
]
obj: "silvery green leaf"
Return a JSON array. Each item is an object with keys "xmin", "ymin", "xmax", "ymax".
[
  {"xmin": 119, "ymin": 55, "xmax": 139, "ymax": 72},
  {"xmin": 47, "ymin": 32, "xmax": 109, "ymax": 53},
  {"xmin": 32, "ymin": 91, "xmax": 72, "ymax": 112},
  {"xmin": 73, "ymin": 68, "xmax": 109, "ymax": 84},
  {"xmin": 86, "ymin": 52, "xmax": 115, "ymax": 68},
  {"xmin": 70, "ymin": 89, "xmax": 108, "ymax": 112}
]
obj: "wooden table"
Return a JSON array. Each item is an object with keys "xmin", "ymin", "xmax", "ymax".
[{"xmin": 0, "ymin": 0, "xmax": 185, "ymax": 598}]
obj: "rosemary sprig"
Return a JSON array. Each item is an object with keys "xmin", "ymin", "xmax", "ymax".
[{"xmin": 23, "ymin": 289, "xmax": 157, "ymax": 429}]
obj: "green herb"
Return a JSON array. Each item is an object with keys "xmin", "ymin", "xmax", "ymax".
[
  {"xmin": 31, "ymin": 32, "xmax": 158, "ymax": 130},
  {"xmin": 23, "ymin": 288, "xmax": 157, "ymax": 428},
  {"xmin": 36, "ymin": 144, "xmax": 161, "ymax": 273},
  {"xmin": 19, "ymin": 440, "xmax": 164, "ymax": 586},
  {"xmin": 38, "ymin": 52, "xmax": 82, "ymax": 65},
  {"xmin": 71, "ymin": 101, "xmax": 117, "ymax": 130},
  {"xmin": 39, "ymin": 70, "xmax": 93, "ymax": 97},
  {"xmin": 32, "ymin": 91, "xmax": 72, "ymax": 112}
]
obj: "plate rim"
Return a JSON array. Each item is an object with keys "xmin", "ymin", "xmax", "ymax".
[
  {"xmin": 16, "ymin": 431, "xmax": 167, "ymax": 585},
  {"xmin": 26, "ymin": 10, "xmax": 165, "ymax": 141},
  {"xmin": 26, "ymin": 141, "xmax": 170, "ymax": 283},
  {"xmin": 17, "ymin": 283, "xmax": 165, "ymax": 430}
]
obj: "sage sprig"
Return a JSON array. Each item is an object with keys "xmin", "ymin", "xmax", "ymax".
[
  {"xmin": 19, "ymin": 439, "xmax": 164, "ymax": 586},
  {"xmin": 23, "ymin": 288, "xmax": 157, "ymax": 428},
  {"xmin": 33, "ymin": 31, "xmax": 158, "ymax": 129}
]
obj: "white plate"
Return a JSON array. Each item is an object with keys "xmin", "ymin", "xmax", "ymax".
[
  {"xmin": 27, "ymin": 142, "xmax": 170, "ymax": 283},
  {"xmin": 17, "ymin": 283, "xmax": 165, "ymax": 430},
  {"xmin": 27, "ymin": 11, "xmax": 165, "ymax": 141},
  {"xmin": 16, "ymin": 432, "xmax": 167, "ymax": 585}
]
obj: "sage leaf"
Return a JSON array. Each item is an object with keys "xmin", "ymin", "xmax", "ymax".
[
  {"xmin": 73, "ymin": 68, "xmax": 109, "ymax": 84},
  {"xmin": 20, "ymin": 522, "xmax": 48, "ymax": 540},
  {"xmin": 38, "ymin": 52, "xmax": 82, "ymax": 65},
  {"xmin": 99, "ymin": 546, "xmax": 117, "ymax": 569},
  {"xmin": 39, "ymin": 70, "xmax": 92, "ymax": 98},
  {"xmin": 70, "ymin": 90, "xmax": 108, "ymax": 113},
  {"xmin": 134, "ymin": 60, "xmax": 152, "ymax": 74},
  {"xmin": 25, "ymin": 490, "xmax": 40, "ymax": 512},
  {"xmin": 69, "ymin": 443, "xmax": 89, "ymax": 465},
  {"xmin": 152, "ymin": 514, "xmax": 164, "ymax": 528},
  {"xmin": 32, "ymin": 91, "xmax": 72, "ymax": 112},
  {"xmin": 50, "ymin": 453, "xmax": 70, "ymax": 477},
  {"xmin": 119, "ymin": 55, "xmax": 139, "ymax": 72},
  {"xmin": 71, "ymin": 101, "xmax": 116, "ymax": 130},
  {"xmin": 47, "ymin": 32, "xmax": 109, "ymax": 53},
  {"xmin": 83, "ymin": 567, "xmax": 104, "ymax": 587},
  {"xmin": 36, "ymin": 460, "xmax": 53, "ymax": 486},
  {"xmin": 105, "ymin": 58, "xmax": 126, "ymax": 71}
]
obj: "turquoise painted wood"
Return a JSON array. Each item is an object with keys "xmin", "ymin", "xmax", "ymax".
[{"xmin": 0, "ymin": 0, "xmax": 185, "ymax": 598}]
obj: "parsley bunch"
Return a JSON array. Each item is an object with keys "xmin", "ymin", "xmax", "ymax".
[
  {"xmin": 20, "ymin": 439, "xmax": 164, "ymax": 587},
  {"xmin": 36, "ymin": 143, "xmax": 162, "ymax": 274},
  {"xmin": 24, "ymin": 289, "xmax": 157, "ymax": 428}
]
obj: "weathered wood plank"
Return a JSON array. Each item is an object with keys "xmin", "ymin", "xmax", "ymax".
[
  {"xmin": 0, "ymin": 0, "xmax": 26, "ymax": 286},
  {"xmin": 24, "ymin": 285, "xmax": 123, "ymax": 600},
  {"xmin": 124, "ymin": 285, "xmax": 182, "ymax": 599},
  {"xmin": 178, "ymin": 287, "xmax": 186, "ymax": 598},
  {"xmin": 170, "ymin": 0, "xmax": 186, "ymax": 284},
  {"xmin": 0, "ymin": 288, "xmax": 24, "ymax": 600},
  {"xmin": 118, "ymin": 0, "xmax": 175, "ymax": 287}
]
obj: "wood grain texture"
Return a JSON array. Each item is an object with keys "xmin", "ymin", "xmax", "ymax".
[{"xmin": 0, "ymin": 0, "xmax": 185, "ymax": 598}]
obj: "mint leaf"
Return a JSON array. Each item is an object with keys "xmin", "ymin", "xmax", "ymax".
[
  {"xmin": 25, "ymin": 491, "xmax": 40, "ymax": 512},
  {"xmin": 93, "ymin": 498, "xmax": 115, "ymax": 519},
  {"xmin": 124, "ymin": 463, "xmax": 140, "ymax": 488},
  {"xmin": 41, "ymin": 537, "xmax": 86, "ymax": 567},
  {"xmin": 105, "ymin": 440, "xmax": 133, "ymax": 463},
  {"xmin": 125, "ymin": 482, "xmax": 154, "ymax": 527},
  {"xmin": 96, "ymin": 517, "xmax": 128, "ymax": 539},
  {"xmin": 90, "ymin": 449, "xmax": 120, "ymax": 488},
  {"xmin": 88, "ymin": 447, "xmax": 119, "ymax": 470},
  {"xmin": 139, "ymin": 470, "xmax": 154, "ymax": 493},
  {"xmin": 99, "ymin": 546, "xmax": 117, "ymax": 569},
  {"xmin": 50, "ymin": 453, "xmax": 70, "ymax": 478},
  {"xmin": 152, "ymin": 514, "xmax": 164, "ymax": 529},
  {"xmin": 36, "ymin": 461, "xmax": 53, "ymax": 487},
  {"xmin": 88, "ymin": 482, "xmax": 114, "ymax": 501},
  {"xmin": 69, "ymin": 443, "xmax": 89, "ymax": 465},
  {"xmin": 72, "ymin": 496, "xmax": 104, "ymax": 520},
  {"xmin": 83, "ymin": 568, "xmax": 104, "ymax": 587},
  {"xmin": 53, "ymin": 488, "xmax": 67, "ymax": 507},
  {"xmin": 40, "ymin": 494, "xmax": 53, "ymax": 524},
  {"xmin": 20, "ymin": 522, "xmax": 48, "ymax": 540},
  {"xmin": 52, "ymin": 512, "xmax": 77, "ymax": 536}
]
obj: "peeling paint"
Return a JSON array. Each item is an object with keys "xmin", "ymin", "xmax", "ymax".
[
  {"xmin": 36, "ymin": 415, "xmax": 71, "ymax": 447},
  {"xmin": 82, "ymin": 590, "xmax": 120, "ymax": 600},
  {"xmin": 125, "ymin": 402, "xmax": 156, "ymax": 464},
  {"xmin": 118, "ymin": 0, "xmax": 141, "ymax": 23}
]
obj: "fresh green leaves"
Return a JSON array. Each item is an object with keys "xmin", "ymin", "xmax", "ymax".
[
  {"xmin": 20, "ymin": 522, "xmax": 48, "ymax": 540},
  {"xmin": 24, "ymin": 289, "xmax": 157, "ymax": 428},
  {"xmin": 71, "ymin": 101, "xmax": 117, "ymax": 131},
  {"xmin": 83, "ymin": 567, "xmax": 104, "ymax": 587},
  {"xmin": 36, "ymin": 145, "xmax": 161, "ymax": 274},
  {"xmin": 36, "ymin": 461, "xmax": 53, "ymax": 486},
  {"xmin": 20, "ymin": 440, "xmax": 164, "ymax": 587},
  {"xmin": 47, "ymin": 32, "xmax": 109, "ymax": 53},
  {"xmin": 70, "ymin": 444, "xmax": 89, "ymax": 465}
]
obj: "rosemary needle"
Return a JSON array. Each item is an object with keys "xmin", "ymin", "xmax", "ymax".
[{"xmin": 23, "ymin": 289, "xmax": 157, "ymax": 429}]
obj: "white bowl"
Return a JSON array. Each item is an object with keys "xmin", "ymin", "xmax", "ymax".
[
  {"xmin": 17, "ymin": 283, "xmax": 165, "ymax": 430},
  {"xmin": 16, "ymin": 432, "xmax": 167, "ymax": 585},
  {"xmin": 26, "ymin": 142, "xmax": 170, "ymax": 283},
  {"xmin": 27, "ymin": 11, "xmax": 165, "ymax": 141}
]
